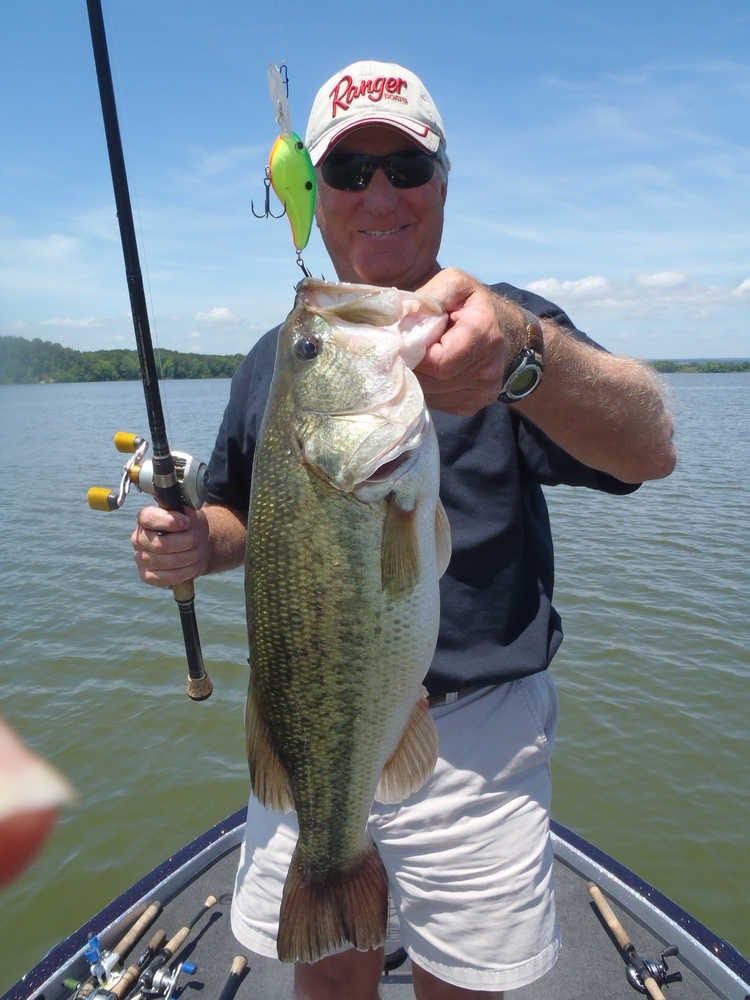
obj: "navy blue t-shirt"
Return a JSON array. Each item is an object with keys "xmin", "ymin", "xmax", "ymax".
[{"xmin": 206, "ymin": 283, "xmax": 639, "ymax": 695}]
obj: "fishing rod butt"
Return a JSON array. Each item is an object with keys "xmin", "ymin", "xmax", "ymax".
[{"xmin": 173, "ymin": 581, "xmax": 213, "ymax": 701}]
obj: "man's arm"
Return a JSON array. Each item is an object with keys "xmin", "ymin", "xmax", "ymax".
[
  {"xmin": 131, "ymin": 502, "xmax": 246, "ymax": 588},
  {"xmin": 417, "ymin": 268, "xmax": 676, "ymax": 484}
]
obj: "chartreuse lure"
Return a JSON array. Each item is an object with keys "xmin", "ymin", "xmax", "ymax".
[{"xmin": 265, "ymin": 64, "xmax": 316, "ymax": 270}]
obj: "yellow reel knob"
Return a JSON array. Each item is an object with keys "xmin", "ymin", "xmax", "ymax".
[
  {"xmin": 87, "ymin": 487, "xmax": 117, "ymax": 511},
  {"xmin": 113, "ymin": 432, "xmax": 143, "ymax": 454}
]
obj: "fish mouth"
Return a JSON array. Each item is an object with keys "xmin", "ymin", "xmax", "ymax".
[
  {"xmin": 366, "ymin": 448, "xmax": 417, "ymax": 483},
  {"xmin": 360, "ymin": 409, "xmax": 428, "ymax": 486}
]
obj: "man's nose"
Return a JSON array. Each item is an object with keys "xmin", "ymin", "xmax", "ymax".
[{"xmin": 363, "ymin": 166, "xmax": 400, "ymax": 210}]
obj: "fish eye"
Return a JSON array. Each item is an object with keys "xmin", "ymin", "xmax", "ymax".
[{"xmin": 294, "ymin": 336, "xmax": 320, "ymax": 361}]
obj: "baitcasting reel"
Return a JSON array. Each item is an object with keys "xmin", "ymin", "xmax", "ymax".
[
  {"xmin": 135, "ymin": 961, "xmax": 196, "ymax": 1000},
  {"xmin": 87, "ymin": 433, "xmax": 208, "ymax": 513},
  {"xmin": 626, "ymin": 944, "xmax": 683, "ymax": 993}
]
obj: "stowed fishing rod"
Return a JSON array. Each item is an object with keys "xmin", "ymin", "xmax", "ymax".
[
  {"xmin": 85, "ymin": 0, "xmax": 211, "ymax": 701},
  {"xmin": 72, "ymin": 895, "xmax": 217, "ymax": 1000},
  {"xmin": 65, "ymin": 903, "xmax": 162, "ymax": 999},
  {"xmin": 588, "ymin": 883, "xmax": 682, "ymax": 998}
]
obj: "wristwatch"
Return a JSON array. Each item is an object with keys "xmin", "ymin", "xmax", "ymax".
[{"xmin": 497, "ymin": 307, "xmax": 544, "ymax": 403}]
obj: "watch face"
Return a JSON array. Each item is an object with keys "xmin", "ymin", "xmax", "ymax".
[
  {"xmin": 509, "ymin": 364, "xmax": 540, "ymax": 396},
  {"xmin": 499, "ymin": 348, "xmax": 544, "ymax": 403}
]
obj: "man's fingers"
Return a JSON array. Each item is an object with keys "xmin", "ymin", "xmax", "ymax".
[
  {"xmin": 417, "ymin": 267, "xmax": 478, "ymax": 312},
  {"xmin": 137, "ymin": 505, "xmax": 191, "ymax": 533},
  {"xmin": 139, "ymin": 564, "xmax": 202, "ymax": 588},
  {"xmin": 419, "ymin": 355, "xmax": 505, "ymax": 395},
  {"xmin": 134, "ymin": 548, "xmax": 204, "ymax": 588},
  {"xmin": 419, "ymin": 324, "xmax": 483, "ymax": 380},
  {"xmin": 136, "ymin": 548, "xmax": 200, "ymax": 571},
  {"xmin": 132, "ymin": 523, "xmax": 198, "ymax": 555}
]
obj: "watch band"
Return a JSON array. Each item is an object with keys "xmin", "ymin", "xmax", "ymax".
[{"xmin": 519, "ymin": 307, "xmax": 544, "ymax": 359}]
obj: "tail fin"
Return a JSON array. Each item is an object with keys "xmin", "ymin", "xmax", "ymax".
[{"xmin": 277, "ymin": 843, "xmax": 388, "ymax": 963}]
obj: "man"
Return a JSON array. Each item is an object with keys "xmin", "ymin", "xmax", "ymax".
[{"xmin": 132, "ymin": 61, "xmax": 675, "ymax": 999}]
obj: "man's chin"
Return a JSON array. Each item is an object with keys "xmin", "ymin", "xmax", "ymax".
[{"xmin": 349, "ymin": 252, "xmax": 419, "ymax": 290}]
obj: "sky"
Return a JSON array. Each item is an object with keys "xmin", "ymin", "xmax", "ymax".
[{"xmin": 1, "ymin": 0, "xmax": 748, "ymax": 361}]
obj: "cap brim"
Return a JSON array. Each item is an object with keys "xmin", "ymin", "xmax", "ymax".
[{"xmin": 308, "ymin": 114, "xmax": 441, "ymax": 165}]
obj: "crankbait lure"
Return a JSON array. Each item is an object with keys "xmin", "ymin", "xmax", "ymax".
[{"xmin": 253, "ymin": 63, "xmax": 316, "ymax": 275}]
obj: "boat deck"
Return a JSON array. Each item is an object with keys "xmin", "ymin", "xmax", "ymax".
[
  {"xmin": 128, "ymin": 845, "xmax": 708, "ymax": 999},
  {"xmin": 9, "ymin": 812, "xmax": 748, "ymax": 1000}
]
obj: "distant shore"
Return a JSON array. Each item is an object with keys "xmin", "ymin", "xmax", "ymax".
[
  {"xmin": 651, "ymin": 359, "xmax": 749, "ymax": 374},
  {"xmin": 0, "ymin": 334, "xmax": 748, "ymax": 384}
]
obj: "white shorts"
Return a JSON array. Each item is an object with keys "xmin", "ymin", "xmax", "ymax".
[{"xmin": 231, "ymin": 672, "xmax": 560, "ymax": 992}]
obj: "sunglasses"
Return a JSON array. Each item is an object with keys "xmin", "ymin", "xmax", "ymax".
[{"xmin": 321, "ymin": 150, "xmax": 437, "ymax": 191}]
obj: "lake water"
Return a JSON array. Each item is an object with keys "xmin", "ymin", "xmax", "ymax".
[{"xmin": 1, "ymin": 373, "xmax": 748, "ymax": 989}]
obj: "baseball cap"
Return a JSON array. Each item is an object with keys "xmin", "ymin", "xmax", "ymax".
[{"xmin": 305, "ymin": 60, "xmax": 446, "ymax": 166}]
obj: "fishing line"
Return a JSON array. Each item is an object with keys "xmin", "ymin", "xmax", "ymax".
[
  {"xmin": 132, "ymin": 179, "xmax": 173, "ymax": 435},
  {"xmin": 105, "ymin": 13, "xmax": 171, "ymax": 431}
]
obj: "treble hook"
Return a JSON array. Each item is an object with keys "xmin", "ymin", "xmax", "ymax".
[
  {"xmin": 295, "ymin": 250, "xmax": 312, "ymax": 278},
  {"xmin": 251, "ymin": 168, "xmax": 286, "ymax": 219}
]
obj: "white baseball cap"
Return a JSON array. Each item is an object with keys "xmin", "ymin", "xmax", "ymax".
[{"xmin": 305, "ymin": 60, "xmax": 446, "ymax": 166}]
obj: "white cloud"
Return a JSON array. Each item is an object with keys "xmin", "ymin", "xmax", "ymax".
[
  {"xmin": 527, "ymin": 275, "xmax": 609, "ymax": 299},
  {"xmin": 26, "ymin": 233, "xmax": 80, "ymax": 261},
  {"xmin": 732, "ymin": 278, "xmax": 750, "ymax": 297},
  {"xmin": 194, "ymin": 307, "xmax": 238, "ymax": 324},
  {"xmin": 636, "ymin": 271, "xmax": 686, "ymax": 288},
  {"xmin": 40, "ymin": 316, "xmax": 102, "ymax": 328},
  {"xmin": 188, "ymin": 145, "xmax": 261, "ymax": 178}
]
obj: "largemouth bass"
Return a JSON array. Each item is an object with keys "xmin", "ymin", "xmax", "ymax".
[{"xmin": 245, "ymin": 278, "xmax": 452, "ymax": 963}]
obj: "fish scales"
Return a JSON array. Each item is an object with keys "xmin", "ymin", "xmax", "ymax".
[{"xmin": 245, "ymin": 279, "xmax": 450, "ymax": 962}]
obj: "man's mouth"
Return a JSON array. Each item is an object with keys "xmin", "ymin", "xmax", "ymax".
[{"xmin": 359, "ymin": 224, "xmax": 409, "ymax": 238}]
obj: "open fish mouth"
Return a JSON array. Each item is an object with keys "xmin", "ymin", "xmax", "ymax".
[
  {"xmin": 366, "ymin": 448, "xmax": 417, "ymax": 483},
  {"xmin": 358, "ymin": 409, "xmax": 429, "ymax": 487}
]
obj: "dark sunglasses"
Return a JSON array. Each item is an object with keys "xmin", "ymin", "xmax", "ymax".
[{"xmin": 321, "ymin": 150, "xmax": 437, "ymax": 191}]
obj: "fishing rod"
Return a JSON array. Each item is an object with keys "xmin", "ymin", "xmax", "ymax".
[
  {"xmin": 84, "ymin": 0, "xmax": 212, "ymax": 702},
  {"xmin": 588, "ymin": 883, "xmax": 682, "ymax": 998},
  {"xmin": 217, "ymin": 956, "xmax": 248, "ymax": 1000},
  {"xmin": 71, "ymin": 900, "xmax": 161, "ymax": 1000},
  {"xmin": 64, "ymin": 903, "xmax": 162, "ymax": 999},
  {"xmin": 70, "ymin": 930, "xmax": 168, "ymax": 1000},
  {"xmin": 125, "ymin": 894, "xmax": 217, "ymax": 1000}
]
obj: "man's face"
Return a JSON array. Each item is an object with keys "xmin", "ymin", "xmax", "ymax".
[{"xmin": 315, "ymin": 125, "xmax": 447, "ymax": 291}]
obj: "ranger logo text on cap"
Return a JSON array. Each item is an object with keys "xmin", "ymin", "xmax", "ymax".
[{"xmin": 329, "ymin": 74, "xmax": 409, "ymax": 118}]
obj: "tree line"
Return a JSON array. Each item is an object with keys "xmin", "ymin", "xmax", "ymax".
[
  {"xmin": 0, "ymin": 336, "xmax": 245, "ymax": 384},
  {"xmin": 650, "ymin": 359, "xmax": 750, "ymax": 374},
  {"xmin": 1, "ymin": 335, "xmax": 747, "ymax": 385}
]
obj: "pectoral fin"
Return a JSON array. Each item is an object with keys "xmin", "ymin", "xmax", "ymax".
[
  {"xmin": 245, "ymin": 683, "xmax": 294, "ymax": 812},
  {"xmin": 381, "ymin": 495, "xmax": 420, "ymax": 597},
  {"xmin": 374, "ymin": 691, "xmax": 438, "ymax": 803},
  {"xmin": 435, "ymin": 498, "xmax": 452, "ymax": 578}
]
